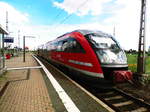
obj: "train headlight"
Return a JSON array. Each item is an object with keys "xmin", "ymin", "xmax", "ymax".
[{"xmin": 117, "ymin": 51, "xmax": 127, "ymax": 64}]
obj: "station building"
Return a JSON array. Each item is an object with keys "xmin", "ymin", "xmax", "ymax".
[{"xmin": 0, "ymin": 25, "xmax": 8, "ymax": 75}]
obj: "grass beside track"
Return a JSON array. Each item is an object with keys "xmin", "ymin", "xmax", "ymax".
[
  {"xmin": 127, "ymin": 53, "xmax": 150, "ymax": 74},
  {"xmin": 127, "ymin": 53, "xmax": 150, "ymax": 84}
]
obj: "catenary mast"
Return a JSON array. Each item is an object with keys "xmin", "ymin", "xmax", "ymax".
[{"xmin": 137, "ymin": 0, "xmax": 147, "ymax": 74}]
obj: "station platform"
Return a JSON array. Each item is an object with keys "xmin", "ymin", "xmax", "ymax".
[
  {"xmin": 0, "ymin": 53, "xmax": 114, "ymax": 112},
  {"xmin": 0, "ymin": 53, "xmax": 54, "ymax": 112}
]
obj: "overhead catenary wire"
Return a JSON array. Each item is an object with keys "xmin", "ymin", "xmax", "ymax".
[
  {"xmin": 51, "ymin": 10, "xmax": 64, "ymax": 24},
  {"xmin": 53, "ymin": 0, "xmax": 89, "ymax": 29},
  {"xmin": 50, "ymin": 0, "xmax": 79, "ymax": 25}
]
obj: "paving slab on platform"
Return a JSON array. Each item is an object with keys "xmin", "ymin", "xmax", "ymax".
[{"xmin": 0, "ymin": 53, "xmax": 54, "ymax": 112}]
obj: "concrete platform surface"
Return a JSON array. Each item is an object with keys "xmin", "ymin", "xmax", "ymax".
[{"xmin": 0, "ymin": 53, "xmax": 54, "ymax": 112}]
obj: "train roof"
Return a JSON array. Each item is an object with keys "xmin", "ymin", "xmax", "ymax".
[
  {"xmin": 74, "ymin": 29, "xmax": 118, "ymax": 44},
  {"xmin": 57, "ymin": 29, "xmax": 113, "ymax": 39},
  {"xmin": 73, "ymin": 29, "xmax": 112, "ymax": 37}
]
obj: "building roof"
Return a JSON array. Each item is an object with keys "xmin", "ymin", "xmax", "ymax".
[{"xmin": 0, "ymin": 24, "xmax": 8, "ymax": 34}]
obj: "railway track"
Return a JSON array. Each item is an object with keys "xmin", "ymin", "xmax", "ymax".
[
  {"xmin": 93, "ymin": 87, "xmax": 150, "ymax": 112},
  {"xmin": 37, "ymin": 56, "xmax": 150, "ymax": 112}
]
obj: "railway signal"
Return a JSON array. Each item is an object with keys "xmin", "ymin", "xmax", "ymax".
[{"xmin": 137, "ymin": 0, "xmax": 147, "ymax": 74}]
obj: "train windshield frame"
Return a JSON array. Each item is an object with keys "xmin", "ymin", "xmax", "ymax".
[
  {"xmin": 90, "ymin": 35, "xmax": 120, "ymax": 50},
  {"xmin": 85, "ymin": 33, "xmax": 127, "ymax": 65}
]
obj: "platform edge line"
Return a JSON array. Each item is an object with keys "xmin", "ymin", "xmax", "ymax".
[
  {"xmin": 41, "ymin": 57, "xmax": 115, "ymax": 112},
  {"xmin": 33, "ymin": 55, "xmax": 80, "ymax": 112}
]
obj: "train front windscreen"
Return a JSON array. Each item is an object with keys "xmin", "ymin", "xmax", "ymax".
[{"xmin": 86, "ymin": 33, "xmax": 127, "ymax": 66}]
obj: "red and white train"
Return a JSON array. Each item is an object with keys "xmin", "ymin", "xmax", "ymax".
[{"xmin": 37, "ymin": 30, "xmax": 132, "ymax": 87}]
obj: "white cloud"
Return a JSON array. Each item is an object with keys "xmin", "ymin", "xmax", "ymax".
[
  {"xmin": 0, "ymin": 2, "xmax": 56, "ymax": 50},
  {"xmin": 53, "ymin": 0, "xmax": 112, "ymax": 16},
  {"xmin": 103, "ymin": 0, "xmax": 150, "ymax": 50},
  {"xmin": 0, "ymin": 1, "xmax": 149, "ymax": 51},
  {"xmin": 23, "ymin": 22, "xmax": 114, "ymax": 50},
  {"xmin": 0, "ymin": 2, "xmax": 31, "ymax": 48},
  {"xmin": 0, "ymin": 2, "xmax": 29, "ymax": 28},
  {"xmin": 53, "ymin": 0, "xmax": 150, "ymax": 50}
]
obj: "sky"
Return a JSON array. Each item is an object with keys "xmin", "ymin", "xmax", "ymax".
[{"xmin": 0, "ymin": 0, "xmax": 150, "ymax": 50}]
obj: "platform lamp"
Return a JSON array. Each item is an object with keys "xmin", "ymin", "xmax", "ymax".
[{"xmin": 23, "ymin": 36, "xmax": 35, "ymax": 62}]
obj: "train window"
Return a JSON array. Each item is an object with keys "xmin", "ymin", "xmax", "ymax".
[
  {"xmin": 86, "ymin": 34, "xmax": 120, "ymax": 50},
  {"xmin": 47, "ymin": 44, "xmax": 51, "ymax": 51},
  {"xmin": 61, "ymin": 40, "xmax": 68, "ymax": 51},
  {"xmin": 55, "ymin": 38, "xmax": 85, "ymax": 53},
  {"xmin": 56, "ymin": 41, "xmax": 63, "ymax": 51},
  {"xmin": 86, "ymin": 34, "xmax": 127, "ymax": 64},
  {"xmin": 66, "ymin": 37, "xmax": 85, "ymax": 53},
  {"xmin": 46, "ymin": 42, "xmax": 51, "ymax": 51},
  {"xmin": 54, "ymin": 42, "xmax": 58, "ymax": 51}
]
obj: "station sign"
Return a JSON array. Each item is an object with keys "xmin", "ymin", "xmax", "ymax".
[{"xmin": 4, "ymin": 37, "xmax": 14, "ymax": 43}]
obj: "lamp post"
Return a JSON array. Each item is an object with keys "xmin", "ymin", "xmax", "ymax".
[{"xmin": 23, "ymin": 36, "xmax": 35, "ymax": 62}]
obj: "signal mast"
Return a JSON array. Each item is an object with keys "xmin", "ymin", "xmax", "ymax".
[{"xmin": 137, "ymin": 0, "xmax": 147, "ymax": 74}]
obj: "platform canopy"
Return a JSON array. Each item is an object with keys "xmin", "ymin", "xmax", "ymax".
[{"xmin": 0, "ymin": 24, "xmax": 8, "ymax": 34}]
